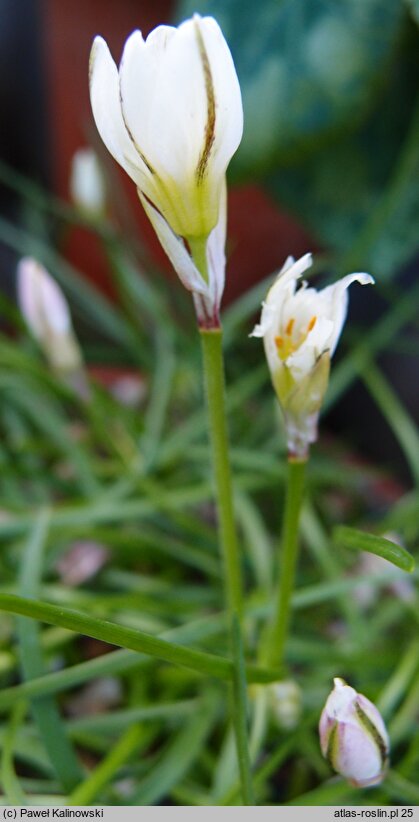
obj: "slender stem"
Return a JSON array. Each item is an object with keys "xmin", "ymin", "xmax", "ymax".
[
  {"xmin": 231, "ymin": 614, "xmax": 255, "ymax": 805},
  {"xmin": 199, "ymin": 327, "xmax": 253, "ymax": 803},
  {"xmin": 264, "ymin": 457, "xmax": 307, "ymax": 669},
  {"xmin": 200, "ymin": 328, "xmax": 243, "ymax": 616}
]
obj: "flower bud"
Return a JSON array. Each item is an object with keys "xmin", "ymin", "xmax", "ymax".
[
  {"xmin": 268, "ymin": 680, "xmax": 302, "ymax": 730},
  {"xmin": 69, "ymin": 147, "xmax": 106, "ymax": 215},
  {"xmin": 319, "ymin": 678, "xmax": 389, "ymax": 787},
  {"xmin": 89, "ymin": 14, "xmax": 243, "ymax": 327},
  {"xmin": 17, "ymin": 257, "xmax": 85, "ymax": 381},
  {"xmin": 251, "ymin": 255, "xmax": 374, "ymax": 457}
]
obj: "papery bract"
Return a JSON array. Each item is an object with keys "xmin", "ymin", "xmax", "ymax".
[
  {"xmin": 89, "ymin": 15, "xmax": 243, "ymax": 327},
  {"xmin": 251, "ymin": 254, "xmax": 374, "ymax": 457},
  {"xmin": 319, "ymin": 678, "xmax": 389, "ymax": 788}
]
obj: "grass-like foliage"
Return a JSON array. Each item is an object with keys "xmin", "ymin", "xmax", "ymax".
[{"xmin": 0, "ymin": 149, "xmax": 417, "ymax": 806}]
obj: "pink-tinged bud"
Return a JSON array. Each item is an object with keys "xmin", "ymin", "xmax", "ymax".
[
  {"xmin": 319, "ymin": 678, "xmax": 389, "ymax": 787},
  {"xmin": 17, "ymin": 258, "xmax": 82, "ymax": 373}
]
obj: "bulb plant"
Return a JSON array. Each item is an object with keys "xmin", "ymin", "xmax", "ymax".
[{"xmin": 0, "ymin": 7, "xmax": 416, "ymax": 811}]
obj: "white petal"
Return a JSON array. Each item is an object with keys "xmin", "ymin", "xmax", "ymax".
[
  {"xmin": 287, "ymin": 316, "xmax": 334, "ymax": 378},
  {"xmin": 119, "ymin": 16, "xmax": 242, "ymax": 184},
  {"xmin": 250, "ymin": 253, "xmax": 313, "ymax": 339},
  {"xmin": 138, "ymin": 192, "xmax": 208, "ymax": 296},
  {"xmin": 337, "ymin": 723, "xmax": 383, "ymax": 785},
  {"xmin": 269, "ymin": 252, "xmax": 313, "ymax": 300},
  {"xmin": 317, "ymin": 272, "xmax": 374, "ymax": 356},
  {"xmin": 206, "ymin": 176, "xmax": 227, "ymax": 312},
  {"xmin": 325, "ymin": 678, "xmax": 358, "ymax": 722},
  {"xmin": 194, "ymin": 16, "xmax": 243, "ymax": 176},
  {"xmin": 250, "ymin": 302, "xmax": 276, "ymax": 338},
  {"xmin": 279, "ymin": 255, "xmax": 297, "ymax": 273},
  {"xmin": 119, "ymin": 27, "xmax": 179, "ymax": 175},
  {"xmin": 120, "ymin": 22, "xmax": 206, "ymax": 180},
  {"xmin": 89, "ymin": 36, "xmax": 149, "ymax": 188}
]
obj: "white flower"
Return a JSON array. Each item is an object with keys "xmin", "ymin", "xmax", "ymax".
[
  {"xmin": 319, "ymin": 678, "xmax": 389, "ymax": 788},
  {"xmin": 69, "ymin": 147, "xmax": 106, "ymax": 215},
  {"xmin": 251, "ymin": 254, "xmax": 374, "ymax": 457},
  {"xmin": 17, "ymin": 257, "xmax": 82, "ymax": 373},
  {"xmin": 89, "ymin": 15, "xmax": 243, "ymax": 326}
]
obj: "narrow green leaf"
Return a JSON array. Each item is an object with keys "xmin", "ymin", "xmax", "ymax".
[
  {"xmin": 69, "ymin": 724, "xmax": 145, "ymax": 805},
  {"xmin": 386, "ymin": 769, "xmax": 419, "ymax": 804},
  {"xmin": 333, "ymin": 525, "xmax": 415, "ymax": 573},
  {"xmin": 131, "ymin": 690, "xmax": 218, "ymax": 805},
  {"xmin": 361, "ymin": 362, "xmax": 419, "ymax": 487},
  {"xmin": 69, "ymin": 699, "xmax": 199, "ymax": 736},
  {"xmin": 140, "ymin": 327, "xmax": 176, "ymax": 473},
  {"xmin": 0, "ymin": 594, "xmax": 281, "ymax": 684},
  {"xmin": 377, "ymin": 640, "xmax": 419, "ymax": 718},
  {"xmin": 16, "ymin": 511, "xmax": 83, "ymax": 792},
  {"xmin": 0, "ymin": 701, "xmax": 27, "ymax": 805}
]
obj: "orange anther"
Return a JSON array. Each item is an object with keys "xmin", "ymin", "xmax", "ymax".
[
  {"xmin": 275, "ymin": 335, "xmax": 283, "ymax": 349},
  {"xmin": 307, "ymin": 316, "xmax": 317, "ymax": 332},
  {"xmin": 285, "ymin": 318, "xmax": 295, "ymax": 336}
]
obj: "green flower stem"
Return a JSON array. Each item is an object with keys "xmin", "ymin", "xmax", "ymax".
[
  {"xmin": 200, "ymin": 328, "xmax": 243, "ymax": 616},
  {"xmin": 264, "ymin": 457, "xmax": 307, "ymax": 669},
  {"xmin": 199, "ymin": 327, "xmax": 252, "ymax": 802}
]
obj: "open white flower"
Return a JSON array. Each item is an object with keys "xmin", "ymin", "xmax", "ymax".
[
  {"xmin": 319, "ymin": 678, "xmax": 389, "ymax": 788},
  {"xmin": 89, "ymin": 15, "xmax": 243, "ymax": 327},
  {"xmin": 17, "ymin": 259, "xmax": 88, "ymax": 401},
  {"xmin": 251, "ymin": 254, "xmax": 374, "ymax": 457}
]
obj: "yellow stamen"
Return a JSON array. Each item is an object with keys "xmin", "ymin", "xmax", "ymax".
[
  {"xmin": 285, "ymin": 318, "xmax": 295, "ymax": 336},
  {"xmin": 275, "ymin": 336, "xmax": 284, "ymax": 349},
  {"xmin": 307, "ymin": 316, "xmax": 317, "ymax": 333}
]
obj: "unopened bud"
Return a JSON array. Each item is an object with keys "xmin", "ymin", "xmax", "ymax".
[
  {"xmin": 268, "ymin": 680, "xmax": 302, "ymax": 730},
  {"xmin": 319, "ymin": 678, "xmax": 389, "ymax": 787},
  {"xmin": 17, "ymin": 257, "xmax": 85, "ymax": 380},
  {"xmin": 70, "ymin": 147, "xmax": 106, "ymax": 215}
]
